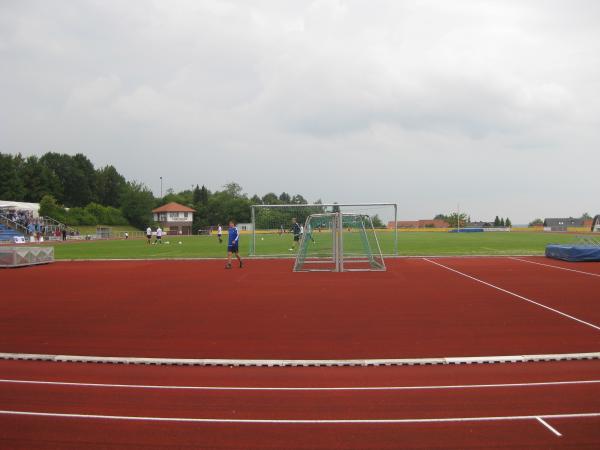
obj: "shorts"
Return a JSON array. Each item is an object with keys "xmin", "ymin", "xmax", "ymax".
[
  {"xmin": 294, "ymin": 235, "xmax": 300, "ymax": 242},
  {"xmin": 228, "ymin": 243, "xmax": 239, "ymax": 253},
  {"xmin": 146, "ymin": 235, "xmax": 151, "ymax": 239},
  {"xmin": 156, "ymin": 235, "xmax": 162, "ymax": 240}
]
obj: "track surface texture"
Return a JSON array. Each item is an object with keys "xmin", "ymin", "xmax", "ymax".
[
  {"xmin": 1, "ymin": 360, "xmax": 599, "ymax": 449},
  {"xmin": 1, "ymin": 258, "xmax": 599, "ymax": 360},
  {"xmin": 1, "ymin": 257, "xmax": 599, "ymax": 448}
]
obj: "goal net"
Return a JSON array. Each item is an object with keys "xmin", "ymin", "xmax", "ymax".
[
  {"xmin": 250, "ymin": 203, "xmax": 397, "ymax": 256},
  {"xmin": 293, "ymin": 212, "xmax": 386, "ymax": 272}
]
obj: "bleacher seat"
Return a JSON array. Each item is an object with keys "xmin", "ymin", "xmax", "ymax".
[{"xmin": 0, "ymin": 224, "xmax": 25, "ymax": 242}]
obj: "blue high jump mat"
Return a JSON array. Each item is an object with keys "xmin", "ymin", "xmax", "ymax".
[{"xmin": 545, "ymin": 244, "xmax": 600, "ymax": 262}]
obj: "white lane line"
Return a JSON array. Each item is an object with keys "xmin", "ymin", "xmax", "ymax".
[
  {"xmin": 536, "ymin": 416, "xmax": 562, "ymax": 437},
  {"xmin": 423, "ymin": 258, "xmax": 600, "ymax": 332},
  {"xmin": 1, "ymin": 378, "xmax": 599, "ymax": 391},
  {"xmin": 0, "ymin": 410, "xmax": 598, "ymax": 424},
  {"xmin": 510, "ymin": 257, "xmax": 600, "ymax": 278}
]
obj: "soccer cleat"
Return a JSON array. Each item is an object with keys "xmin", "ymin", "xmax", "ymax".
[
  {"xmin": 239, "ymin": 261, "xmax": 243, "ymax": 269},
  {"xmin": 225, "ymin": 263, "xmax": 232, "ymax": 269}
]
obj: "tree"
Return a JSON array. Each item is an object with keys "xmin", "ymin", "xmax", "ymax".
[
  {"xmin": 291, "ymin": 194, "xmax": 307, "ymax": 205},
  {"xmin": 371, "ymin": 214, "xmax": 384, "ymax": 228},
  {"xmin": 222, "ymin": 182, "xmax": 244, "ymax": 198},
  {"xmin": 505, "ymin": 218, "xmax": 512, "ymax": 228},
  {"xmin": 120, "ymin": 181, "xmax": 156, "ymax": 229},
  {"xmin": 40, "ymin": 152, "xmax": 97, "ymax": 206},
  {"xmin": 21, "ymin": 155, "xmax": 62, "ymax": 202},
  {"xmin": 199, "ymin": 185, "xmax": 210, "ymax": 205},
  {"xmin": 494, "ymin": 216, "xmax": 500, "ymax": 226},
  {"xmin": 529, "ymin": 218, "xmax": 543, "ymax": 227},
  {"xmin": 279, "ymin": 192, "xmax": 291, "ymax": 203},
  {"xmin": 192, "ymin": 185, "xmax": 201, "ymax": 204},
  {"xmin": 250, "ymin": 194, "xmax": 262, "ymax": 205},
  {"xmin": 447, "ymin": 212, "xmax": 468, "ymax": 228},
  {"xmin": 0, "ymin": 153, "xmax": 25, "ymax": 200},
  {"xmin": 581, "ymin": 212, "xmax": 592, "ymax": 220},
  {"xmin": 38, "ymin": 194, "xmax": 66, "ymax": 221},
  {"xmin": 261, "ymin": 192, "xmax": 279, "ymax": 205},
  {"xmin": 96, "ymin": 165, "xmax": 126, "ymax": 207},
  {"xmin": 500, "ymin": 218, "xmax": 505, "ymax": 227},
  {"xmin": 434, "ymin": 213, "xmax": 448, "ymax": 221}
]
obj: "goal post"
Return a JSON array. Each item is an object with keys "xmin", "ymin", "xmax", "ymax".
[
  {"xmin": 250, "ymin": 203, "xmax": 398, "ymax": 257},
  {"xmin": 293, "ymin": 212, "xmax": 386, "ymax": 272}
]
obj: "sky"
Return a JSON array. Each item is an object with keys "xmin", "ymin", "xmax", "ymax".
[{"xmin": 1, "ymin": 0, "xmax": 599, "ymax": 223}]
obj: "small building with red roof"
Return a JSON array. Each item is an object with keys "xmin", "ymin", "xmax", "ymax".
[{"xmin": 152, "ymin": 202, "xmax": 196, "ymax": 235}]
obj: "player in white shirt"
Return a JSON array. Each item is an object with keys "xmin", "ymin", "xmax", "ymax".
[
  {"xmin": 217, "ymin": 224, "xmax": 223, "ymax": 243},
  {"xmin": 146, "ymin": 227, "xmax": 152, "ymax": 244},
  {"xmin": 155, "ymin": 227, "xmax": 163, "ymax": 244}
]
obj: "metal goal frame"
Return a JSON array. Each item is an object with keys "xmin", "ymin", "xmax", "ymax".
[
  {"xmin": 293, "ymin": 212, "xmax": 386, "ymax": 272},
  {"xmin": 250, "ymin": 203, "xmax": 398, "ymax": 256}
]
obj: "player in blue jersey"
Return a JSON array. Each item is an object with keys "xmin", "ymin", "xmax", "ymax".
[{"xmin": 226, "ymin": 219, "xmax": 243, "ymax": 269}]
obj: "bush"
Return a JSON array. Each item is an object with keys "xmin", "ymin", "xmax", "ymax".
[
  {"xmin": 65, "ymin": 207, "xmax": 96, "ymax": 226},
  {"xmin": 83, "ymin": 203, "xmax": 129, "ymax": 226},
  {"xmin": 39, "ymin": 194, "xmax": 66, "ymax": 222}
]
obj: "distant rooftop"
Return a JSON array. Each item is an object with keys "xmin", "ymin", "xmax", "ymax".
[{"xmin": 152, "ymin": 202, "xmax": 196, "ymax": 213}]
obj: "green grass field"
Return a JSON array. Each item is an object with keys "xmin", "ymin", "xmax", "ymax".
[{"xmin": 48, "ymin": 231, "xmax": 580, "ymax": 260}]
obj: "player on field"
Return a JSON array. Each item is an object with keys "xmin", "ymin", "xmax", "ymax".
[
  {"xmin": 156, "ymin": 226, "xmax": 163, "ymax": 244},
  {"xmin": 217, "ymin": 224, "xmax": 223, "ymax": 243},
  {"xmin": 146, "ymin": 226, "xmax": 152, "ymax": 244},
  {"xmin": 289, "ymin": 218, "xmax": 301, "ymax": 251},
  {"xmin": 226, "ymin": 220, "xmax": 243, "ymax": 269}
]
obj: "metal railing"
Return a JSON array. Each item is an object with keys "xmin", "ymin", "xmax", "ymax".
[{"xmin": 42, "ymin": 216, "xmax": 78, "ymax": 234}]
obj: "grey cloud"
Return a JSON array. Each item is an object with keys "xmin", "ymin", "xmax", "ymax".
[{"xmin": 1, "ymin": 0, "xmax": 599, "ymax": 222}]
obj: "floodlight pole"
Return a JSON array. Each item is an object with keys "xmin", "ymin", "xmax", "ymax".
[{"xmin": 160, "ymin": 177, "xmax": 163, "ymax": 198}]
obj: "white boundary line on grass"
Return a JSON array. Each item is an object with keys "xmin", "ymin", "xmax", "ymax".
[
  {"xmin": 1, "ymin": 351, "xmax": 598, "ymax": 367},
  {"xmin": 510, "ymin": 257, "xmax": 600, "ymax": 278},
  {"xmin": 1, "ymin": 378, "xmax": 599, "ymax": 391},
  {"xmin": 422, "ymin": 258, "xmax": 600, "ymax": 332},
  {"xmin": 0, "ymin": 409, "xmax": 598, "ymax": 426}
]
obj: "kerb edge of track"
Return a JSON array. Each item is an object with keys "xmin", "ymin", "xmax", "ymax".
[{"xmin": 1, "ymin": 352, "xmax": 598, "ymax": 367}]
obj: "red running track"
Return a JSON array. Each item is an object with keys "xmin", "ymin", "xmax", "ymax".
[
  {"xmin": 0, "ymin": 258, "xmax": 599, "ymax": 359},
  {"xmin": 1, "ymin": 257, "xmax": 600, "ymax": 448},
  {"xmin": 1, "ymin": 359, "xmax": 600, "ymax": 449}
]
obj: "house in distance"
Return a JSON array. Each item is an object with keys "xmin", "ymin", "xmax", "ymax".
[{"xmin": 152, "ymin": 202, "xmax": 195, "ymax": 235}]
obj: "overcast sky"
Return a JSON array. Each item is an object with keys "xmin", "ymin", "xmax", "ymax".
[{"xmin": 1, "ymin": 0, "xmax": 599, "ymax": 223}]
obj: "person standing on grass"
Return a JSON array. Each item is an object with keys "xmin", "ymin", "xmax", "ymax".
[
  {"xmin": 217, "ymin": 224, "xmax": 223, "ymax": 243},
  {"xmin": 146, "ymin": 226, "xmax": 152, "ymax": 244},
  {"xmin": 289, "ymin": 218, "xmax": 301, "ymax": 251},
  {"xmin": 156, "ymin": 226, "xmax": 163, "ymax": 244},
  {"xmin": 226, "ymin": 219, "xmax": 243, "ymax": 269}
]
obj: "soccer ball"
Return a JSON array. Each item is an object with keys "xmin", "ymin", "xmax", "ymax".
[
  {"xmin": 178, "ymin": 241, "xmax": 182, "ymax": 244},
  {"xmin": 261, "ymin": 237, "xmax": 264, "ymax": 241}
]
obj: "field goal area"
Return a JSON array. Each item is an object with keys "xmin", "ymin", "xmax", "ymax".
[{"xmin": 250, "ymin": 203, "xmax": 398, "ymax": 257}]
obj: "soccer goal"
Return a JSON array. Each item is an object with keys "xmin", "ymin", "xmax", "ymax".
[
  {"xmin": 250, "ymin": 203, "xmax": 398, "ymax": 256},
  {"xmin": 293, "ymin": 212, "xmax": 386, "ymax": 272}
]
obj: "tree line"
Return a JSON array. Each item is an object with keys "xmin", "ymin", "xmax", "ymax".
[
  {"xmin": 0, "ymin": 152, "xmax": 316, "ymax": 231},
  {"xmin": 434, "ymin": 213, "xmax": 512, "ymax": 228}
]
